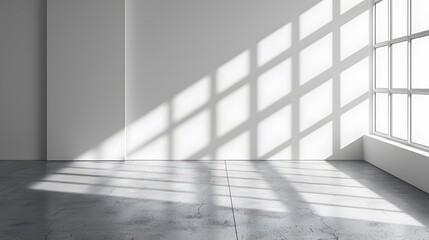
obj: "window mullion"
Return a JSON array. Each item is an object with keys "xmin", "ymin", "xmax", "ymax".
[
  {"xmin": 407, "ymin": 0, "xmax": 411, "ymax": 144},
  {"xmin": 388, "ymin": 0, "xmax": 392, "ymax": 138}
]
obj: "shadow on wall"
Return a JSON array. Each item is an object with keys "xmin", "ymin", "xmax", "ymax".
[{"xmin": 77, "ymin": 0, "xmax": 370, "ymax": 160}]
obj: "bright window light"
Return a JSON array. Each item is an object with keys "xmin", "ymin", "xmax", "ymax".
[
  {"xmin": 375, "ymin": 93, "xmax": 388, "ymax": 135},
  {"xmin": 411, "ymin": 0, "xmax": 429, "ymax": 34},
  {"xmin": 411, "ymin": 95, "xmax": 429, "ymax": 147},
  {"xmin": 375, "ymin": 0, "xmax": 388, "ymax": 43},
  {"xmin": 392, "ymin": 94, "xmax": 408, "ymax": 140},
  {"xmin": 392, "ymin": 0, "xmax": 408, "ymax": 39},
  {"xmin": 411, "ymin": 36, "xmax": 429, "ymax": 89},
  {"xmin": 391, "ymin": 42, "xmax": 408, "ymax": 88},
  {"xmin": 375, "ymin": 47, "xmax": 388, "ymax": 89}
]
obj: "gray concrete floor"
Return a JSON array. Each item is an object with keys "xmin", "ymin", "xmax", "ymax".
[{"xmin": 1, "ymin": 160, "xmax": 429, "ymax": 240}]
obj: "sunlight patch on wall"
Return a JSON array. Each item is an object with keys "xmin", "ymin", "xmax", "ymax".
[
  {"xmin": 75, "ymin": 129, "xmax": 125, "ymax": 160},
  {"xmin": 199, "ymin": 155, "xmax": 211, "ymax": 160},
  {"xmin": 340, "ymin": 0, "xmax": 364, "ymax": 15},
  {"xmin": 267, "ymin": 146, "xmax": 292, "ymax": 160},
  {"xmin": 340, "ymin": 10, "xmax": 369, "ymax": 60},
  {"xmin": 173, "ymin": 76, "xmax": 210, "ymax": 122},
  {"xmin": 127, "ymin": 104, "xmax": 168, "ymax": 159},
  {"xmin": 340, "ymin": 57, "xmax": 369, "ymax": 107},
  {"xmin": 173, "ymin": 110, "xmax": 210, "ymax": 160},
  {"xmin": 300, "ymin": 33, "xmax": 333, "ymax": 85},
  {"xmin": 72, "ymin": 0, "xmax": 370, "ymax": 161},
  {"xmin": 257, "ymin": 58, "xmax": 292, "ymax": 111},
  {"xmin": 300, "ymin": 79, "xmax": 333, "ymax": 131},
  {"xmin": 217, "ymin": 131, "xmax": 250, "ymax": 160},
  {"xmin": 216, "ymin": 85, "xmax": 250, "ymax": 137},
  {"xmin": 300, "ymin": 0, "xmax": 332, "ymax": 40},
  {"xmin": 299, "ymin": 121, "xmax": 332, "ymax": 159},
  {"xmin": 257, "ymin": 23, "xmax": 292, "ymax": 67},
  {"xmin": 341, "ymin": 100, "xmax": 369, "ymax": 148},
  {"xmin": 216, "ymin": 50, "xmax": 250, "ymax": 94},
  {"xmin": 129, "ymin": 136, "xmax": 168, "ymax": 160},
  {"xmin": 257, "ymin": 105, "xmax": 291, "ymax": 158}
]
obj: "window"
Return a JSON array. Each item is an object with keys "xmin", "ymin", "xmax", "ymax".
[{"xmin": 373, "ymin": 0, "xmax": 429, "ymax": 150}]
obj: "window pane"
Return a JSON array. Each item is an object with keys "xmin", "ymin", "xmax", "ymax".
[
  {"xmin": 391, "ymin": 42, "xmax": 408, "ymax": 88},
  {"xmin": 392, "ymin": 94, "xmax": 408, "ymax": 140},
  {"xmin": 375, "ymin": 47, "xmax": 389, "ymax": 88},
  {"xmin": 411, "ymin": 95, "xmax": 429, "ymax": 147},
  {"xmin": 376, "ymin": 0, "xmax": 389, "ymax": 43},
  {"xmin": 375, "ymin": 93, "xmax": 389, "ymax": 134},
  {"xmin": 412, "ymin": 0, "xmax": 429, "ymax": 33},
  {"xmin": 392, "ymin": 0, "xmax": 408, "ymax": 38},
  {"xmin": 411, "ymin": 36, "xmax": 429, "ymax": 89}
]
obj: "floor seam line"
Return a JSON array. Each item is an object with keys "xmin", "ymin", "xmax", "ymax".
[{"xmin": 224, "ymin": 160, "xmax": 239, "ymax": 240}]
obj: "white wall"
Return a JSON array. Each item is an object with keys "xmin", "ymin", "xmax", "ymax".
[
  {"xmin": 0, "ymin": 0, "xmax": 47, "ymax": 160},
  {"xmin": 47, "ymin": 0, "xmax": 125, "ymax": 160},
  {"xmin": 364, "ymin": 135, "xmax": 429, "ymax": 194},
  {"xmin": 125, "ymin": 0, "xmax": 370, "ymax": 160},
  {"xmin": 8, "ymin": 0, "xmax": 369, "ymax": 160}
]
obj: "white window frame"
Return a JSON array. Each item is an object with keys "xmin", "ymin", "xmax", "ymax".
[{"xmin": 372, "ymin": 0, "xmax": 429, "ymax": 151}]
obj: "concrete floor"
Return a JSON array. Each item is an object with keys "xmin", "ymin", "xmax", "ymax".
[{"xmin": 1, "ymin": 161, "xmax": 429, "ymax": 240}]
